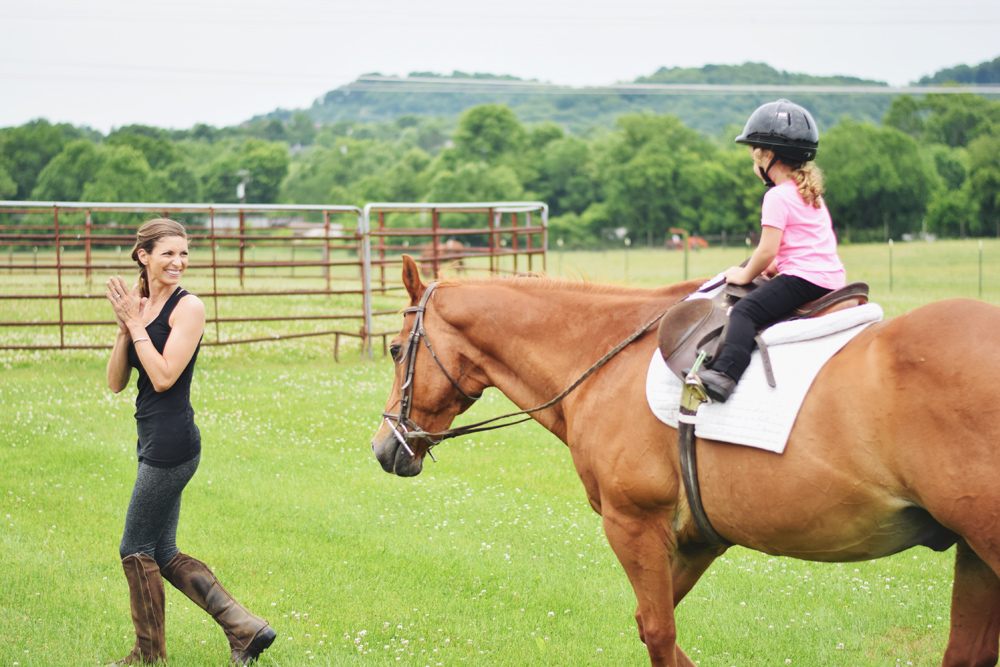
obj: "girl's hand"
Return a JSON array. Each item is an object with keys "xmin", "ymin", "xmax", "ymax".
[{"xmin": 723, "ymin": 265, "xmax": 754, "ymax": 285}]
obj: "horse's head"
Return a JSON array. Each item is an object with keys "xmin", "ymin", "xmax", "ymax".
[{"xmin": 371, "ymin": 255, "xmax": 484, "ymax": 476}]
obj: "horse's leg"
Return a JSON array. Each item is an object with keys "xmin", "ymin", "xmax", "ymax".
[
  {"xmin": 672, "ymin": 543, "xmax": 727, "ymax": 605},
  {"xmin": 943, "ymin": 539, "xmax": 1000, "ymax": 667},
  {"xmin": 602, "ymin": 510, "xmax": 695, "ymax": 667},
  {"xmin": 663, "ymin": 544, "xmax": 727, "ymax": 667}
]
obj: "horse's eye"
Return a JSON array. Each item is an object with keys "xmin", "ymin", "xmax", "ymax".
[{"xmin": 389, "ymin": 345, "xmax": 402, "ymax": 362}]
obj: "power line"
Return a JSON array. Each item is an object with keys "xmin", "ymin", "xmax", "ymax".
[{"xmin": 344, "ymin": 76, "xmax": 1000, "ymax": 96}]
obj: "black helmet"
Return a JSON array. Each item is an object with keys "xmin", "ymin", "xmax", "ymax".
[{"xmin": 735, "ymin": 99, "xmax": 819, "ymax": 163}]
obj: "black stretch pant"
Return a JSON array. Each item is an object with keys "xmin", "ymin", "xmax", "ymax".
[
  {"xmin": 119, "ymin": 454, "xmax": 200, "ymax": 567},
  {"xmin": 710, "ymin": 274, "xmax": 831, "ymax": 383}
]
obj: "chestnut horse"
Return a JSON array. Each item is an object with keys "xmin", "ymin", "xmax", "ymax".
[{"xmin": 371, "ymin": 255, "xmax": 1000, "ymax": 667}]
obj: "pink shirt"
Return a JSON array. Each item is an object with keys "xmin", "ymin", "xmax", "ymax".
[{"xmin": 761, "ymin": 180, "xmax": 846, "ymax": 290}]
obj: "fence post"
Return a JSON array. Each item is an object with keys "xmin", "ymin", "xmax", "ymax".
[
  {"xmin": 238, "ymin": 209, "xmax": 245, "ymax": 287},
  {"xmin": 669, "ymin": 227, "xmax": 689, "ymax": 281},
  {"xmin": 324, "ymin": 210, "xmax": 331, "ymax": 289},
  {"xmin": 377, "ymin": 211, "xmax": 387, "ymax": 292},
  {"xmin": 511, "ymin": 212, "xmax": 519, "ymax": 274},
  {"xmin": 54, "ymin": 205, "xmax": 65, "ymax": 348},
  {"xmin": 210, "ymin": 208, "xmax": 221, "ymax": 343},
  {"xmin": 889, "ymin": 239, "xmax": 894, "ymax": 293},
  {"xmin": 360, "ymin": 208, "xmax": 374, "ymax": 360},
  {"xmin": 85, "ymin": 210, "xmax": 92, "ymax": 286}
]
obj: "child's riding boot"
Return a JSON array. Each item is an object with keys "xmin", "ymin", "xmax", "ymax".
[{"xmin": 697, "ymin": 368, "xmax": 737, "ymax": 403}]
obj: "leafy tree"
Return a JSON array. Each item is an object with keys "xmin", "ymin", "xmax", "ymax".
[
  {"xmin": 202, "ymin": 139, "xmax": 289, "ymax": 203},
  {"xmin": 280, "ymin": 137, "xmax": 412, "ymax": 205},
  {"xmin": 0, "ymin": 119, "xmax": 72, "ymax": 199},
  {"xmin": 529, "ymin": 136, "xmax": 597, "ymax": 216},
  {"xmin": 529, "ymin": 122, "xmax": 565, "ymax": 150},
  {"xmin": 149, "ymin": 165, "xmax": 200, "ymax": 203},
  {"xmin": 354, "ymin": 148, "xmax": 431, "ymax": 203},
  {"xmin": 260, "ymin": 119, "xmax": 287, "ymax": 143},
  {"xmin": 453, "ymin": 104, "xmax": 527, "ymax": 162},
  {"xmin": 595, "ymin": 113, "xmax": 719, "ymax": 242},
  {"xmin": 190, "ymin": 124, "xmax": 220, "ymax": 143},
  {"xmin": 414, "ymin": 119, "xmax": 449, "ymax": 154},
  {"xmin": 201, "ymin": 153, "xmax": 243, "ymax": 203},
  {"xmin": 425, "ymin": 162, "xmax": 523, "ymax": 233},
  {"xmin": 820, "ymin": 120, "xmax": 936, "ymax": 241},
  {"xmin": 919, "ymin": 55, "xmax": 1000, "ymax": 84},
  {"xmin": 240, "ymin": 139, "xmax": 289, "ymax": 202},
  {"xmin": 547, "ymin": 211, "xmax": 595, "ymax": 248},
  {"xmin": 287, "ymin": 113, "xmax": 318, "ymax": 146},
  {"xmin": 921, "ymin": 93, "xmax": 998, "ymax": 148},
  {"xmin": 924, "ymin": 144, "xmax": 969, "ymax": 191},
  {"xmin": 80, "ymin": 145, "xmax": 153, "ymax": 202},
  {"xmin": 426, "ymin": 162, "xmax": 523, "ymax": 206},
  {"xmin": 0, "ymin": 165, "xmax": 15, "ymax": 199},
  {"xmin": 926, "ymin": 187, "xmax": 978, "ymax": 238},
  {"xmin": 30, "ymin": 140, "xmax": 105, "ymax": 201},
  {"xmin": 674, "ymin": 152, "xmax": 753, "ymax": 236},
  {"xmin": 968, "ymin": 134, "xmax": 1000, "ymax": 236},
  {"xmin": 106, "ymin": 130, "xmax": 181, "ymax": 170},
  {"xmin": 883, "ymin": 95, "xmax": 925, "ymax": 139}
]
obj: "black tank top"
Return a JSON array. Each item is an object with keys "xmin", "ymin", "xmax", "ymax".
[{"xmin": 127, "ymin": 286, "xmax": 202, "ymax": 468}]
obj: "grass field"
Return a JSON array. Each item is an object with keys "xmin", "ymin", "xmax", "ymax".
[{"xmin": 2, "ymin": 240, "xmax": 998, "ymax": 666}]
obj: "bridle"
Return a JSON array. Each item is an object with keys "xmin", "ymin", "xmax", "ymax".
[
  {"xmin": 381, "ymin": 282, "xmax": 483, "ymax": 462},
  {"xmin": 381, "ymin": 281, "xmax": 672, "ymax": 462}
]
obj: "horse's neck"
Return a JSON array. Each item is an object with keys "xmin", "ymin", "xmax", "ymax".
[{"xmin": 446, "ymin": 280, "xmax": 697, "ymax": 433}]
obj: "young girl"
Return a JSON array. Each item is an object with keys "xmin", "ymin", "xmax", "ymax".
[
  {"xmin": 697, "ymin": 99, "xmax": 846, "ymax": 402},
  {"xmin": 106, "ymin": 219, "xmax": 275, "ymax": 665}
]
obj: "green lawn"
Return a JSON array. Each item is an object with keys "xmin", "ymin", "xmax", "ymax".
[{"xmin": 2, "ymin": 240, "xmax": 996, "ymax": 666}]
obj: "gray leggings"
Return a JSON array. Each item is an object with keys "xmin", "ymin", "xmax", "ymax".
[{"xmin": 119, "ymin": 455, "xmax": 200, "ymax": 567}]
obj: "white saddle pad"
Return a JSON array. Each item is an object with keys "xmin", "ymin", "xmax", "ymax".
[{"xmin": 646, "ymin": 302, "xmax": 883, "ymax": 454}]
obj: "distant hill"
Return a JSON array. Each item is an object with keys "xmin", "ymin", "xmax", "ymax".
[
  {"xmin": 636, "ymin": 62, "xmax": 884, "ymax": 87},
  {"xmin": 256, "ymin": 59, "xmax": 993, "ymax": 136},
  {"xmin": 918, "ymin": 55, "xmax": 1000, "ymax": 85}
]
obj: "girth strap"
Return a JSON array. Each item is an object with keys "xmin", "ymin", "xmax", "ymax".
[{"xmin": 677, "ymin": 405, "xmax": 731, "ymax": 547}]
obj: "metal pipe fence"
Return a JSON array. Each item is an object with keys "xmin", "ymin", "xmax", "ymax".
[{"xmin": 0, "ymin": 200, "xmax": 548, "ymax": 359}]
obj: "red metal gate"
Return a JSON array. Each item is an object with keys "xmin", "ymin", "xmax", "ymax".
[{"xmin": 0, "ymin": 200, "xmax": 548, "ymax": 358}]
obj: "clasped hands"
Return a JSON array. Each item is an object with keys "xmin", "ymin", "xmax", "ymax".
[{"xmin": 105, "ymin": 275, "xmax": 148, "ymax": 334}]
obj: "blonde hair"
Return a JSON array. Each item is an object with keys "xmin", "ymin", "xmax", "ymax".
[
  {"xmin": 131, "ymin": 218, "xmax": 187, "ymax": 297},
  {"xmin": 751, "ymin": 147, "xmax": 825, "ymax": 209}
]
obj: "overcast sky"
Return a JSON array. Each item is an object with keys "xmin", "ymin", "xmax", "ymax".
[{"xmin": 2, "ymin": 0, "xmax": 998, "ymax": 132}]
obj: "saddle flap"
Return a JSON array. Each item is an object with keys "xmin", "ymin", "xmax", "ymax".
[{"xmin": 657, "ymin": 299, "xmax": 727, "ymax": 381}]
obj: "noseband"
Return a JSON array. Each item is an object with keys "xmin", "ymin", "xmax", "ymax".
[{"xmin": 381, "ymin": 281, "xmax": 674, "ymax": 463}]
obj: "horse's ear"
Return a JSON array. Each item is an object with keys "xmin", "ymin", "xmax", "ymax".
[{"xmin": 401, "ymin": 254, "xmax": 426, "ymax": 304}]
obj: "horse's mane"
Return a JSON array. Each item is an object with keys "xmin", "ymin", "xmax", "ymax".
[{"xmin": 437, "ymin": 274, "xmax": 691, "ymax": 298}]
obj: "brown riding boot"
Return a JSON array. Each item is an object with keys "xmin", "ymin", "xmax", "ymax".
[
  {"xmin": 160, "ymin": 553, "xmax": 276, "ymax": 665},
  {"xmin": 112, "ymin": 553, "xmax": 167, "ymax": 665}
]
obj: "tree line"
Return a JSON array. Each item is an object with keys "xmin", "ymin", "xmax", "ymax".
[{"xmin": 2, "ymin": 92, "xmax": 999, "ymax": 246}]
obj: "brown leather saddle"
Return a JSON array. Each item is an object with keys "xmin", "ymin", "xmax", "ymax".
[{"xmin": 657, "ymin": 278, "xmax": 870, "ymax": 387}]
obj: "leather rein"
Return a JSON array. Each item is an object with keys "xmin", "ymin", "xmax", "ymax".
[{"xmin": 381, "ymin": 282, "xmax": 671, "ymax": 461}]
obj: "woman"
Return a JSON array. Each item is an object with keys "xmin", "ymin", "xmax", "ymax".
[
  {"xmin": 697, "ymin": 99, "xmax": 846, "ymax": 402},
  {"xmin": 106, "ymin": 218, "xmax": 275, "ymax": 665}
]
